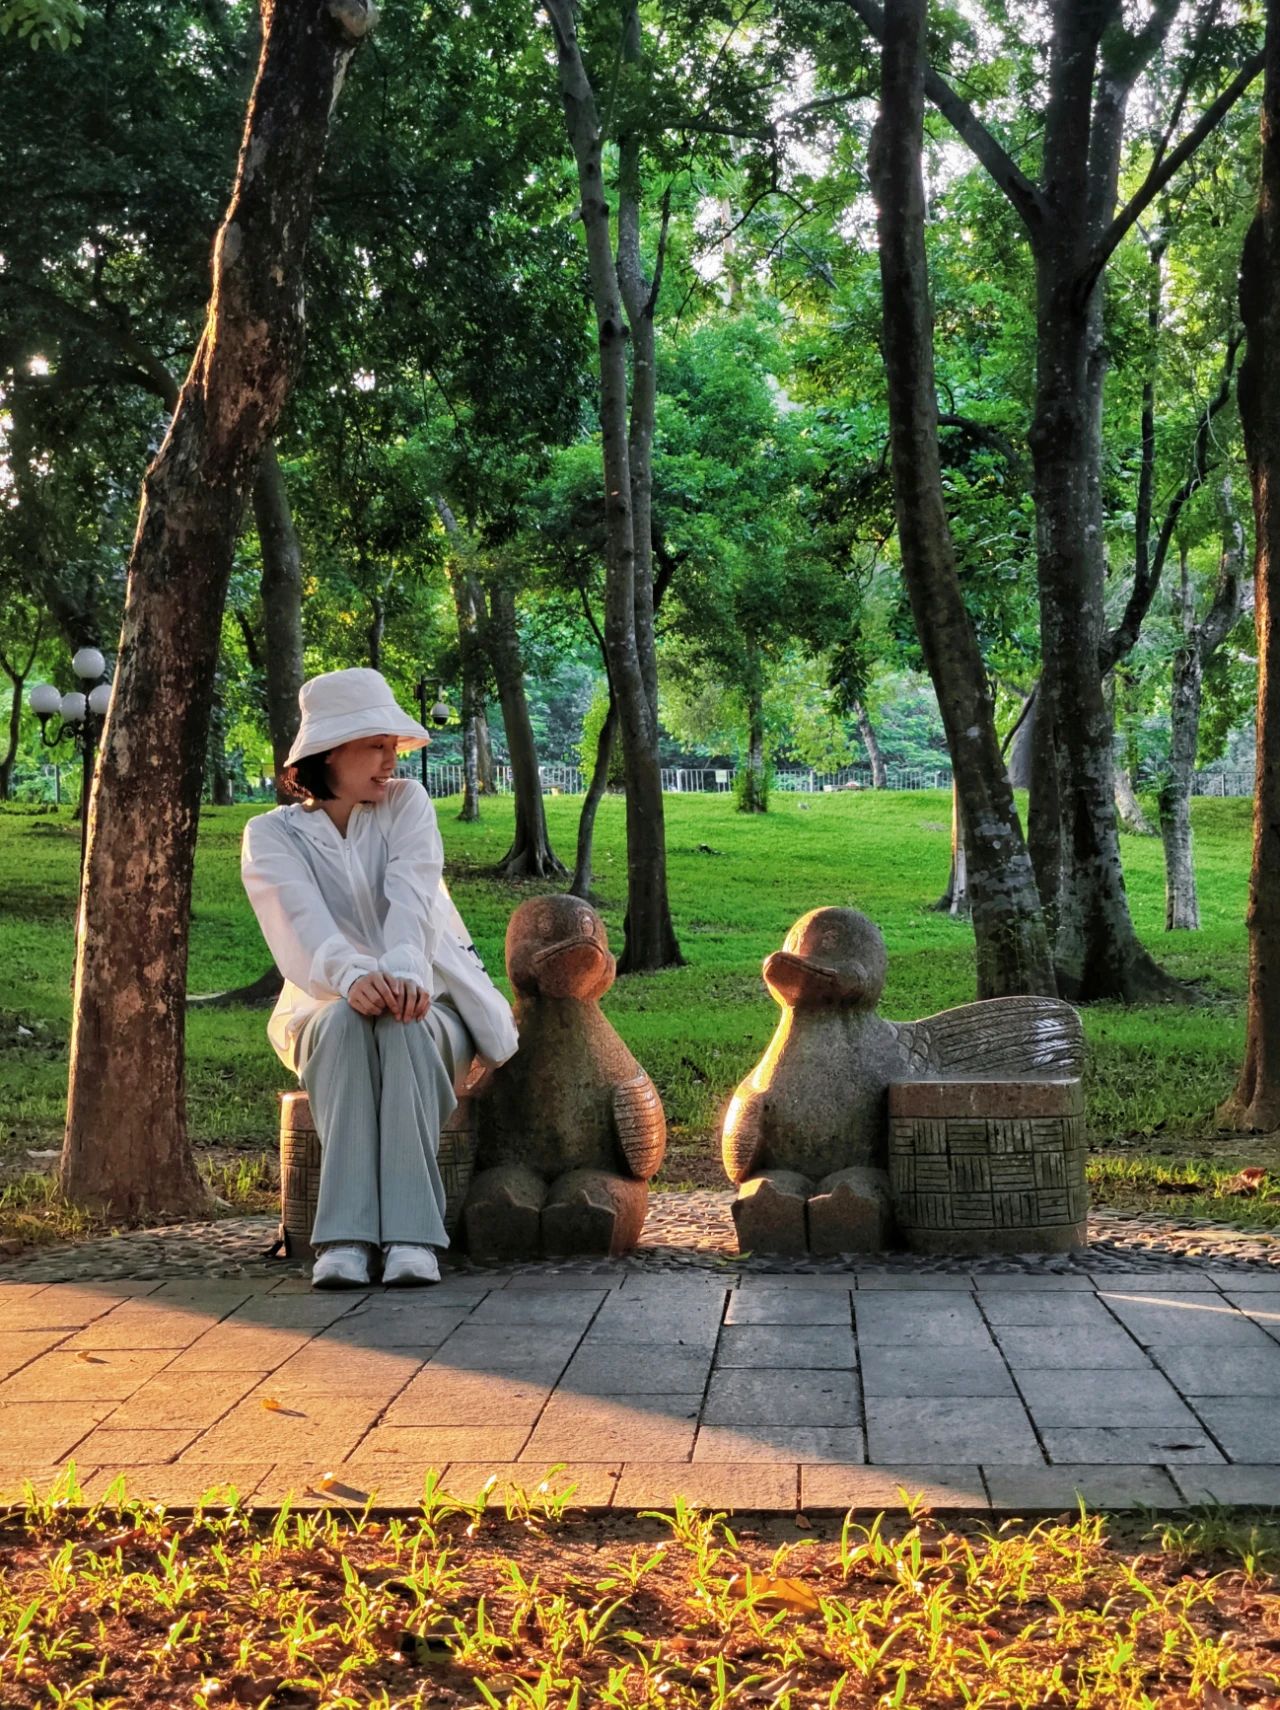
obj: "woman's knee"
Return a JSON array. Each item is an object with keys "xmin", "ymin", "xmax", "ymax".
[{"xmin": 307, "ymin": 999, "xmax": 372, "ymax": 1056}]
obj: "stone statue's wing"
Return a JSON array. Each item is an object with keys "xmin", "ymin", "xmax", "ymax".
[
  {"xmin": 906, "ymin": 996, "xmax": 1084, "ymax": 1080},
  {"xmin": 613, "ymin": 1074, "xmax": 667, "ymax": 1180}
]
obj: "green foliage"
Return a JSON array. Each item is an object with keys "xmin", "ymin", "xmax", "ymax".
[{"xmin": 0, "ymin": 0, "xmax": 84, "ymax": 48}]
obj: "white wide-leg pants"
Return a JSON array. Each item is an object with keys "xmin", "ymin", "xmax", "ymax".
[{"xmin": 296, "ymin": 997, "xmax": 474, "ymax": 1249}]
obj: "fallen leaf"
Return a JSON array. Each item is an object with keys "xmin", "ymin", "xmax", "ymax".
[
  {"xmin": 728, "ymin": 1573, "xmax": 823, "ymax": 1615},
  {"xmin": 1223, "ymin": 1167, "xmax": 1268, "ymax": 1197},
  {"xmin": 793, "ymin": 1513, "xmax": 812, "ymax": 1530},
  {"xmin": 261, "ymin": 1397, "xmax": 282, "ymax": 1411},
  {"xmin": 742, "ymin": 1666, "xmax": 802, "ymax": 1703},
  {"xmin": 75, "ymin": 1351, "xmax": 106, "ymax": 1364}
]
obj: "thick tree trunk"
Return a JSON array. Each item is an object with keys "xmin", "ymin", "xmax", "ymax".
[
  {"xmin": 545, "ymin": 0, "xmax": 682, "ymax": 973},
  {"xmin": 62, "ymin": 0, "xmax": 372, "ymax": 1220},
  {"xmin": 1224, "ymin": 173, "xmax": 1280, "ymax": 1130},
  {"xmin": 871, "ymin": 0, "xmax": 1054, "ymax": 999},
  {"xmin": 1159, "ymin": 640, "xmax": 1202, "ymax": 930},
  {"xmin": 737, "ymin": 672, "xmax": 768, "ymax": 813},
  {"xmin": 0, "ymin": 675, "xmax": 21, "ymax": 800},
  {"xmin": 569, "ymin": 693, "xmax": 618, "ymax": 899},
  {"xmin": 434, "ymin": 496, "xmax": 494, "ymax": 821},
  {"xmin": 475, "ymin": 713, "xmax": 495, "ymax": 793},
  {"xmin": 251, "ymin": 438, "xmax": 304, "ymax": 799},
  {"xmin": 484, "ymin": 582, "xmax": 566, "ymax": 880},
  {"xmin": 853, "ymin": 699, "xmax": 887, "ymax": 787}
]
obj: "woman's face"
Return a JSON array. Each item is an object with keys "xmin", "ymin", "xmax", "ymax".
[{"xmin": 325, "ymin": 734, "xmax": 401, "ymax": 804}]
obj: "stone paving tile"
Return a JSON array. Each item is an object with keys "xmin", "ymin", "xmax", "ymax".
[
  {"xmin": 854, "ymin": 1296, "xmax": 992, "ymax": 1347},
  {"xmin": 558, "ymin": 1345, "xmax": 713, "ymax": 1396},
  {"xmin": 979, "ymin": 1294, "xmax": 1124, "ymax": 1327},
  {"xmin": 183, "ymin": 1395, "xmax": 384, "ymax": 1463},
  {"xmin": 148, "ymin": 1281, "xmax": 266, "ymax": 1303},
  {"xmin": 0, "ymin": 1284, "xmax": 51, "ymax": 1302},
  {"xmin": 357, "ymin": 1426, "xmax": 529, "ymax": 1464},
  {"xmin": 1188, "ymin": 1398, "xmax": 1280, "ymax": 1462},
  {"xmin": 250, "ymin": 1461, "xmax": 437, "ymax": 1508},
  {"xmin": 693, "ymin": 1425, "xmax": 865, "ymax": 1464},
  {"xmin": 79, "ymin": 1464, "xmax": 270, "ymax": 1504},
  {"xmin": 314, "ymin": 1309, "xmax": 473, "ymax": 1349},
  {"xmin": 1152, "ymin": 1344, "xmax": 1280, "ymax": 1396},
  {"xmin": 1017, "ymin": 1368, "xmax": 1197, "ymax": 1429},
  {"xmin": 0, "ymin": 1286, "xmax": 157, "ymax": 1332},
  {"xmin": 1098, "ymin": 1294, "xmax": 1270, "ymax": 1346},
  {"xmin": 467, "ymin": 1291, "xmax": 607, "ymax": 1327},
  {"xmin": 440, "ymin": 1462, "xmax": 621, "ymax": 1507},
  {"xmin": 251, "ymin": 1344, "xmax": 428, "ymax": 1396},
  {"xmin": 802, "ymin": 1464, "xmax": 990, "ymax": 1511},
  {"xmin": 860, "ymin": 1345, "xmax": 1016, "ymax": 1397},
  {"xmin": 522, "ymin": 1394, "xmax": 701, "ymax": 1462},
  {"xmin": 0, "ymin": 1331, "xmax": 72, "ymax": 1376},
  {"xmin": 1228, "ymin": 1299, "xmax": 1280, "ymax": 1333},
  {"xmin": 851, "ymin": 1273, "xmax": 975, "ymax": 1291},
  {"xmin": 381, "ymin": 1373, "xmax": 552, "ymax": 1428},
  {"xmin": 703, "ymin": 1369, "xmax": 860, "ymax": 1428},
  {"xmin": 716, "ymin": 1325, "xmax": 857, "ymax": 1369},
  {"xmin": 613, "ymin": 1461, "xmax": 797, "ymax": 1510},
  {"xmin": 66, "ymin": 1305, "xmax": 231, "ymax": 1351},
  {"xmin": 991, "ymin": 1326, "xmax": 1151, "ymax": 1369},
  {"xmin": 585, "ymin": 1300, "xmax": 723, "ymax": 1348},
  {"xmin": 226, "ymin": 1294, "xmax": 370, "ymax": 1329},
  {"xmin": 500, "ymin": 1273, "xmax": 623, "ymax": 1292},
  {"xmin": 1100, "ymin": 1276, "xmax": 1228, "ymax": 1293},
  {"xmin": 432, "ymin": 1326, "xmax": 582, "ymax": 1366},
  {"xmin": 865, "ymin": 1399, "xmax": 1042, "ymax": 1464},
  {"xmin": 70, "ymin": 1427, "xmax": 198, "ymax": 1466},
  {"xmin": 741, "ymin": 1275, "xmax": 860, "ymax": 1292},
  {"xmin": 972, "ymin": 1275, "xmax": 1097, "ymax": 1292},
  {"xmin": 1039, "ymin": 1427, "xmax": 1226, "ymax": 1465},
  {"xmin": 983, "ymin": 1464, "xmax": 1183, "ymax": 1510},
  {"xmin": 103, "ymin": 1371, "xmax": 261, "ymax": 1429},
  {"xmin": 0, "ymin": 1402, "xmax": 114, "ymax": 1463},
  {"xmin": 1211, "ymin": 1271, "xmax": 1280, "ymax": 1292},
  {"xmin": 1171, "ymin": 1466, "xmax": 1280, "ymax": 1504},
  {"xmin": 724, "ymin": 1290, "xmax": 851, "ymax": 1326},
  {"xmin": 0, "ymin": 1348, "xmax": 176, "ymax": 1402},
  {"xmin": 0, "ymin": 1464, "xmax": 95, "ymax": 1502},
  {"xmin": 166, "ymin": 1327, "xmax": 314, "ymax": 1372}
]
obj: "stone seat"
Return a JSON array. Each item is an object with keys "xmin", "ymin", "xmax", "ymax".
[
  {"xmin": 277, "ymin": 1059, "xmax": 487, "ymax": 1261},
  {"xmin": 888, "ymin": 1077, "xmax": 1087, "ymax": 1255}
]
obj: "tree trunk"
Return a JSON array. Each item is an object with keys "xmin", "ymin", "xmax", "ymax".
[
  {"xmin": 0, "ymin": 678, "xmax": 20, "ymax": 800},
  {"xmin": 569, "ymin": 692, "xmax": 618, "ymax": 899},
  {"xmin": 738, "ymin": 674, "xmax": 767, "ymax": 813},
  {"xmin": 366, "ymin": 592, "xmax": 384, "ymax": 673},
  {"xmin": 206, "ymin": 680, "xmax": 235, "ymax": 806},
  {"xmin": 484, "ymin": 582, "xmax": 566, "ymax": 880},
  {"xmin": 853, "ymin": 699, "xmax": 887, "ymax": 787},
  {"xmin": 435, "ymin": 500, "xmax": 491, "ymax": 824},
  {"xmin": 1004, "ymin": 686, "xmax": 1037, "ymax": 790},
  {"xmin": 545, "ymin": 0, "xmax": 682, "ymax": 973},
  {"xmin": 62, "ymin": 0, "xmax": 373, "ymax": 1221},
  {"xmin": 1159, "ymin": 641, "xmax": 1202, "ymax": 930},
  {"xmin": 251, "ymin": 438, "xmax": 304, "ymax": 800},
  {"xmin": 475, "ymin": 713, "xmax": 495, "ymax": 793},
  {"xmin": 934, "ymin": 779, "xmax": 970, "ymax": 918},
  {"xmin": 1115, "ymin": 767, "xmax": 1155, "ymax": 836},
  {"xmin": 871, "ymin": 0, "xmax": 1055, "ymax": 999},
  {"xmin": 1224, "ymin": 199, "xmax": 1280, "ymax": 1123}
]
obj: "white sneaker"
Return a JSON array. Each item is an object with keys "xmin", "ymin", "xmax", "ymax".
[
  {"xmin": 311, "ymin": 1242, "xmax": 373, "ymax": 1290},
  {"xmin": 381, "ymin": 1243, "xmax": 441, "ymax": 1287}
]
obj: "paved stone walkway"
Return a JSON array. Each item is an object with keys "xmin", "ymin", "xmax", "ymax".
[{"xmin": 5, "ymin": 1260, "xmax": 1280, "ymax": 1515}]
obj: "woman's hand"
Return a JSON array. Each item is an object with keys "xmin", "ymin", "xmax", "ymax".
[
  {"xmin": 397, "ymin": 980, "xmax": 432, "ymax": 1022},
  {"xmin": 347, "ymin": 972, "xmax": 399, "ymax": 1017}
]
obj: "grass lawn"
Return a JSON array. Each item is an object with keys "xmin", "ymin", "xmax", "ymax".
[
  {"xmin": 0, "ymin": 789, "xmax": 1270, "ymax": 1241},
  {"xmin": 3, "ymin": 1478, "xmax": 1280, "ymax": 1707}
]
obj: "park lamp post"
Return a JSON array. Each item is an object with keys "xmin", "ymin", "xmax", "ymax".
[
  {"xmin": 28, "ymin": 647, "xmax": 114, "ymax": 877},
  {"xmin": 414, "ymin": 676, "xmax": 454, "ymax": 789}
]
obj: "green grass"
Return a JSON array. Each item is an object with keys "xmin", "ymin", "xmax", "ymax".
[
  {"xmin": 3, "ymin": 1475, "xmax": 1280, "ymax": 1708},
  {"xmin": 0, "ymin": 790, "xmax": 1257, "ymax": 1195}
]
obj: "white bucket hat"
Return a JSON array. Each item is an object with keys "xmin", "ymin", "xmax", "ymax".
[{"xmin": 284, "ymin": 668, "xmax": 431, "ymax": 767}]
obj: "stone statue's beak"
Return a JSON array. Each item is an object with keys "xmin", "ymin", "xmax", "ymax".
[
  {"xmin": 533, "ymin": 935, "xmax": 609, "ymax": 998},
  {"xmin": 764, "ymin": 950, "xmax": 837, "ymax": 1004}
]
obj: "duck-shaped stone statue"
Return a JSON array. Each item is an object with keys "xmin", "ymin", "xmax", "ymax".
[
  {"xmin": 462, "ymin": 895, "xmax": 666, "ymax": 1258},
  {"xmin": 722, "ymin": 906, "xmax": 1083, "ymax": 1254}
]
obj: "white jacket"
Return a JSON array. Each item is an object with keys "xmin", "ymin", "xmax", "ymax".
[{"xmin": 241, "ymin": 778, "xmax": 517, "ymax": 1072}]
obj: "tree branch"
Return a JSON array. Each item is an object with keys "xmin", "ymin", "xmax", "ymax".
[
  {"xmin": 841, "ymin": 0, "xmax": 1047, "ymax": 233},
  {"xmin": 1086, "ymin": 50, "xmax": 1265, "ymax": 289}
]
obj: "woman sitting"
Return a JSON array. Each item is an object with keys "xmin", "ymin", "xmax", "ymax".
[{"xmin": 241, "ymin": 668, "xmax": 517, "ymax": 1290}]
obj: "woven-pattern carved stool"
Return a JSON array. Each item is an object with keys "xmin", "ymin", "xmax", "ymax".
[
  {"xmin": 888, "ymin": 1078, "xmax": 1087, "ymax": 1255},
  {"xmin": 279, "ymin": 1071, "xmax": 482, "ymax": 1260}
]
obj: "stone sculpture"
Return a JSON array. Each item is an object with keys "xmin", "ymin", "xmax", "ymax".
[
  {"xmin": 721, "ymin": 906, "xmax": 1084, "ymax": 1254},
  {"xmin": 462, "ymin": 896, "xmax": 666, "ymax": 1258}
]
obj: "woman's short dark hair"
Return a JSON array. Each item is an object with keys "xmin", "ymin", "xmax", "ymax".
[{"xmin": 281, "ymin": 750, "xmax": 334, "ymax": 801}]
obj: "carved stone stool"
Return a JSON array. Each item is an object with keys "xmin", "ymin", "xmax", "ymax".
[
  {"xmin": 888, "ymin": 1078, "xmax": 1087, "ymax": 1255},
  {"xmin": 278, "ymin": 1068, "xmax": 483, "ymax": 1261}
]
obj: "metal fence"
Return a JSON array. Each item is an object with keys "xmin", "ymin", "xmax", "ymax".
[{"xmin": 3, "ymin": 758, "xmax": 1258, "ymax": 807}]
